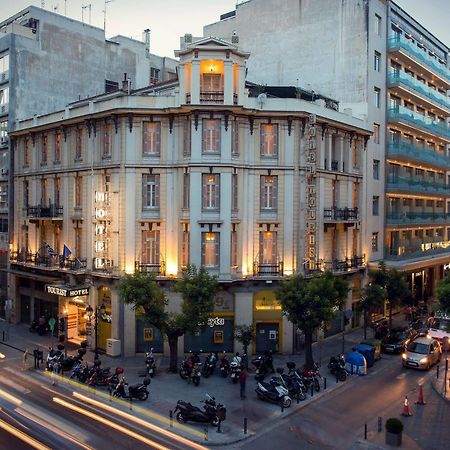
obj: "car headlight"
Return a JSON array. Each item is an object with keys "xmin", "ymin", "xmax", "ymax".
[
  {"xmin": 419, "ymin": 357, "xmax": 428, "ymax": 364},
  {"xmin": 401, "ymin": 353, "xmax": 407, "ymax": 360}
]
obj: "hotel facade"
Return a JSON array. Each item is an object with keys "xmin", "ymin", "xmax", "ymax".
[{"xmin": 8, "ymin": 36, "xmax": 371, "ymax": 356}]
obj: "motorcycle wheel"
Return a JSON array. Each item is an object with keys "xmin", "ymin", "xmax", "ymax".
[
  {"xmin": 282, "ymin": 397, "xmax": 292, "ymax": 408},
  {"xmin": 193, "ymin": 377, "xmax": 200, "ymax": 386},
  {"xmin": 338, "ymin": 371, "xmax": 347, "ymax": 382},
  {"xmin": 297, "ymin": 391, "xmax": 306, "ymax": 401},
  {"xmin": 314, "ymin": 379, "xmax": 320, "ymax": 392},
  {"xmin": 179, "ymin": 369, "xmax": 188, "ymax": 380},
  {"xmin": 176, "ymin": 412, "xmax": 187, "ymax": 423},
  {"xmin": 137, "ymin": 391, "xmax": 149, "ymax": 401},
  {"xmin": 211, "ymin": 417, "xmax": 219, "ymax": 426},
  {"xmin": 232, "ymin": 377, "xmax": 238, "ymax": 384}
]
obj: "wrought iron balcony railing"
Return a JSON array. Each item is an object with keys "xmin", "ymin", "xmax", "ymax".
[
  {"xmin": 253, "ymin": 260, "xmax": 284, "ymax": 276},
  {"xmin": 134, "ymin": 260, "xmax": 166, "ymax": 276},
  {"xmin": 324, "ymin": 207, "xmax": 359, "ymax": 221},
  {"xmin": 10, "ymin": 250, "xmax": 86, "ymax": 271},
  {"xmin": 322, "ymin": 256, "xmax": 365, "ymax": 273},
  {"xmin": 200, "ymin": 91, "xmax": 224, "ymax": 103},
  {"xmin": 27, "ymin": 204, "xmax": 63, "ymax": 219}
]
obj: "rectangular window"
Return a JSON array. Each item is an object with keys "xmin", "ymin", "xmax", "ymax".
[
  {"xmin": 202, "ymin": 232, "xmax": 220, "ymax": 268},
  {"xmin": 181, "ymin": 228, "xmax": 190, "ymax": 268},
  {"xmin": 75, "ymin": 128, "xmax": 83, "ymax": 161},
  {"xmin": 103, "ymin": 123, "xmax": 112, "ymax": 159},
  {"xmin": 372, "ymin": 196, "xmax": 379, "ymax": 216},
  {"xmin": 75, "ymin": 227, "xmax": 82, "ymax": 258},
  {"xmin": 142, "ymin": 230, "xmax": 160, "ymax": 265},
  {"xmin": 41, "ymin": 135, "xmax": 48, "ymax": 165},
  {"xmin": 55, "ymin": 132, "xmax": 62, "ymax": 163},
  {"xmin": 232, "ymin": 120, "xmax": 239, "ymax": 156},
  {"xmin": 259, "ymin": 231, "xmax": 277, "ymax": 266},
  {"xmin": 184, "ymin": 119, "xmax": 191, "ymax": 156},
  {"xmin": 373, "ymin": 159, "xmax": 380, "ymax": 180},
  {"xmin": 373, "ymin": 123, "xmax": 380, "ymax": 144},
  {"xmin": 374, "ymin": 87, "xmax": 381, "ymax": 108},
  {"xmin": 24, "ymin": 138, "xmax": 30, "ymax": 166},
  {"xmin": 260, "ymin": 176, "xmax": 278, "ymax": 211},
  {"xmin": 55, "ymin": 177, "xmax": 61, "ymax": 206},
  {"xmin": 0, "ymin": 184, "xmax": 8, "ymax": 209},
  {"xmin": 150, "ymin": 67, "xmax": 160, "ymax": 85},
  {"xmin": 75, "ymin": 176, "xmax": 82, "ymax": 208},
  {"xmin": 41, "ymin": 178, "xmax": 47, "ymax": 205},
  {"xmin": 372, "ymin": 232, "xmax": 378, "ymax": 251},
  {"xmin": 23, "ymin": 180, "xmax": 29, "ymax": 208},
  {"xmin": 202, "ymin": 119, "xmax": 221, "ymax": 154},
  {"xmin": 183, "ymin": 173, "xmax": 190, "ymax": 209},
  {"xmin": 374, "ymin": 51, "xmax": 381, "ymax": 72},
  {"xmin": 143, "ymin": 122, "xmax": 161, "ymax": 156},
  {"xmin": 231, "ymin": 230, "xmax": 238, "ymax": 267},
  {"xmin": 232, "ymin": 173, "xmax": 238, "ymax": 212},
  {"xmin": 0, "ymin": 218, "xmax": 7, "ymax": 233},
  {"xmin": 202, "ymin": 174, "xmax": 220, "ymax": 210},
  {"xmin": 142, "ymin": 174, "xmax": 160, "ymax": 209},
  {"xmin": 260, "ymin": 124, "xmax": 278, "ymax": 158},
  {"xmin": 375, "ymin": 14, "xmax": 381, "ymax": 36}
]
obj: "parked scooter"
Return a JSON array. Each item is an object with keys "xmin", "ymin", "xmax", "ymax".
[
  {"xmin": 112, "ymin": 377, "xmax": 150, "ymax": 401},
  {"xmin": 88, "ymin": 366, "xmax": 124, "ymax": 387},
  {"xmin": 202, "ymin": 352, "xmax": 217, "ymax": 378},
  {"xmin": 219, "ymin": 353, "xmax": 230, "ymax": 378},
  {"xmin": 271, "ymin": 368, "xmax": 306, "ymax": 401},
  {"xmin": 229, "ymin": 360, "xmax": 241, "ymax": 383},
  {"xmin": 300, "ymin": 362, "xmax": 321, "ymax": 392},
  {"xmin": 145, "ymin": 348, "xmax": 157, "ymax": 378},
  {"xmin": 46, "ymin": 345, "xmax": 65, "ymax": 373},
  {"xmin": 174, "ymin": 394, "xmax": 226, "ymax": 426},
  {"xmin": 327, "ymin": 354, "xmax": 347, "ymax": 382},
  {"xmin": 255, "ymin": 374, "xmax": 291, "ymax": 408},
  {"xmin": 179, "ymin": 355, "xmax": 202, "ymax": 386}
]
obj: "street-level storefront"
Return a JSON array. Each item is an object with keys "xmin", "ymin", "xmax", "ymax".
[
  {"xmin": 136, "ymin": 321, "xmax": 164, "ymax": 353},
  {"xmin": 96, "ymin": 286, "xmax": 112, "ymax": 351},
  {"xmin": 184, "ymin": 291, "xmax": 235, "ymax": 353},
  {"xmin": 253, "ymin": 290, "xmax": 282, "ymax": 353}
]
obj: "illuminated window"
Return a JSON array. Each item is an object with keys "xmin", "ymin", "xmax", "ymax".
[
  {"xmin": 142, "ymin": 230, "xmax": 160, "ymax": 265},
  {"xmin": 260, "ymin": 176, "xmax": 278, "ymax": 211},
  {"xmin": 142, "ymin": 174, "xmax": 160, "ymax": 209},
  {"xmin": 202, "ymin": 119, "xmax": 221, "ymax": 154},
  {"xmin": 181, "ymin": 228, "xmax": 190, "ymax": 268},
  {"xmin": 259, "ymin": 231, "xmax": 277, "ymax": 270},
  {"xmin": 202, "ymin": 232, "xmax": 219, "ymax": 268},
  {"xmin": 103, "ymin": 123, "xmax": 112, "ymax": 159},
  {"xmin": 0, "ymin": 184, "xmax": 7, "ymax": 209},
  {"xmin": 372, "ymin": 232, "xmax": 378, "ymax": 251},
  {"xmin": 260, "ymin": 124, "xmax": 278, "ymax": 158},
  {"xmin": 143, "ymin": 122, "xmax": 161, "ymax": 156},
  {"xmin": 202, "ymin": 174, "xmax": 220, "ymax": 210},
  {"xmin": 55, "ymin": 131, "xmax": 62, "ymax": 162}
]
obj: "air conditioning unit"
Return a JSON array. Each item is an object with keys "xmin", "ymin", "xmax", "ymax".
[{"xmin": 1, "ymin": 168, "xmax": 8, "ymax": 176}]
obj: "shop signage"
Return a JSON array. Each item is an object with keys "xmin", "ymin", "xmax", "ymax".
[
  {"xmin": 421, "ymin": 240, "xmax": 450, "ymax": 251},
  {"xmin": 93, "ymin": 190, "xmax": 113, "ymax": 269},
  {"xmin": 304, "ymin": 113, "xmax": 317, "ymax": 270},
  {"xmin": 207, "ymin": 317, "xmax": 225, "ymax": 328},
  {"xmin": 46, "ymin": 285, "xmax": 90, "ymax": 297}
]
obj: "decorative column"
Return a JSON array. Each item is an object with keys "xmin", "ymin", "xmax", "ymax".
[
  {"xmin": 190, "ymin": 60, "xmax": 200, "ymax": 104},
  {"xmin": 224, "ymin": 60, "xmax": 234, "ymax": 105}
]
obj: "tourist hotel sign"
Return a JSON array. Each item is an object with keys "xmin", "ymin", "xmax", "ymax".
[
  {"xmin": 46, "ymin": 285, "xmax": 90, "ymax": 297},
  {"xmin": 304, "ymin": 113, "xmax": 318, "ymax": 270}
]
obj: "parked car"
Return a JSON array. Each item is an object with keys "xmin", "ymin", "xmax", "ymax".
[
  {"xmin": 402, "ymin": 336, "xmax": 441, "ymax": 370},
  {"xmin": 381, "ymin": 327, "xmax": 417, "ymax": 354}
]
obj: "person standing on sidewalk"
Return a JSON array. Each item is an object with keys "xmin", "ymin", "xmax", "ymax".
[{"xmin": 239, "ymin": 366, "xmax": 247, "ymax": 399}]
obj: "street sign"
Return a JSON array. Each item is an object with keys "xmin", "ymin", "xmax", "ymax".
[{"xmin": 48, "ymin": 318, "xmax": 56, "ymax": 332}]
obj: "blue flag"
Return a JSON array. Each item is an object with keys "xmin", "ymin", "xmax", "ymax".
[{"xmin": 63, "ymin": 244, "xmax": 72, "ymax": 260}]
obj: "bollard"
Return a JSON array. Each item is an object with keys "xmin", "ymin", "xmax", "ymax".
[
  {"xmin": 437, "ymin": 364, "xmax": 440, "ymax": 379},
  {"xmin": 217, "ymin": 419, "xmax": 222, "ymax": 433},
  {"xmin": 336, "ymin": 372, "xmax": 339, "ymax": 384},
  {"xmin": 169, "ymin": 410, "xmax": 173, "ymax": 428},
  {"xmin": 2, "ymin": 331, "xmax": 4, "ymax": 341},
  {"xmin": 296, "ymin": 393, "xmax": 300, "ymax": 404},
  {"xmin": 364, "ymin": 423, "xmax": 367, "ymax": 440},
  {"xmin": 281, "ymin": 400, "xmax": 284, "ymax": 413},
  {"xmin": 33, "ymin": 349, "xmax": 38, "ymax": 369},
  {"xmin": 311, "ymin": 383, "xmax": 314, "ymax": 397},
  {"xmin": 244, "ymin": 418, "xmax": 248, "ymax": 435},
  {"xmin": 378, "ymin": 417, "xmax": 382, "ymax": 432},
  {"xmin": 204, "ymin": 425, "xmax": 208, "ymax": 441},
  {"xmin": 324, "ymin": 377, "xmax": 327, "ymax": 390}
]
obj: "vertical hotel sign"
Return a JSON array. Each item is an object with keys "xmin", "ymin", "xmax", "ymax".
[
  {"xmin": 305, "ymin": 114, "xmax": 317, "ymax": 270},
  {"xmin": 94, "ymin": 191, "xmax": 112, "ymax": 269}
]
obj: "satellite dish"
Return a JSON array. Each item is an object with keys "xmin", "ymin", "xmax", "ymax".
[{"xmin": 257, "ymin": 93, "xmax": 267, "ymax": 109}]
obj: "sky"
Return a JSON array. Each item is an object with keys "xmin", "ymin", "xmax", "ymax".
[{"xmin": 0, "ymin": 0, "xmax": 449, "ymax": 57}]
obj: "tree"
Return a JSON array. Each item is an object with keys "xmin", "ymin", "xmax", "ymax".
[
  {"xmin": 359, "ymin": 282, "xmax": 386, "ymax": 339},
  {"xmin": 234, "ymin": 324, "xmax": 255, "ymax": 366},
  {"xmin": 436, "ymin": 273, "xmax": 450, "ymax": 313},
  {"xmin": 275, "ymin": 271, "xmax": 349, "ymax": 369}
]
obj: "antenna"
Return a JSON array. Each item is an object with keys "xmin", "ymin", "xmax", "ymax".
[
  {"xmin": 82, "ymin": 4, "xmax": 92, "ymax": 24},
  {"xmin": 103, "ymin": 0, "xmax": 114, "ymax": 34}
]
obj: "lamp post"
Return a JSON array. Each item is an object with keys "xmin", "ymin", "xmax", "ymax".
[{"xmin": 86, "ymin": 303, "xmax": 106, "ymax": 360}]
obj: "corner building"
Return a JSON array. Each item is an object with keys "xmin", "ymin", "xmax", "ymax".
[{"xmin": 9, "ymin": 36, "xmax": 370, "ymax": 356}]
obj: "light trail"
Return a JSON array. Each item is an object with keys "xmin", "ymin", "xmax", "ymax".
[
  {"xmin": 53, "ymin": 397, "xmax": 170, "ymax": 450},
  {"xmin": 0, "ymin": 417, "xmax": 51, "ymax": 450},
  {"xmin": 0, "ymin": 388, "xmax": 23, "ymax": 406},
  {"xmin": 73, "ymin": 392, "xmax": 208, "ymax": 450},
  {"xmin": 0, "ymin": 352, "xmax": 5, "ymax": 359}
]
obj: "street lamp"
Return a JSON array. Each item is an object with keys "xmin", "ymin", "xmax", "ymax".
[{"xmin": 86, "ymin": 303, "xmax": 106, "ymax": 360}]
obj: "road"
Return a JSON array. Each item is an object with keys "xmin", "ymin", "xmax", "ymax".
[
  {"xmin": 232, "ymin": 353, "xmax": 450, "ymax": 449},
  {"xmin": 0, "ymin": 349, "xmax": 206, "ymax": 450}
]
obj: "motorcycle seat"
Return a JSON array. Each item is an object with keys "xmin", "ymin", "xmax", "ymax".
[
  {"xmin": 129, "ymin": 384, "xmax": 144, "ymax": 392},
  {"xmin": 260, "ymin": 381, "xmax": 276, "ymax": 392},
  {"xmin": 178, "ymin": 401, "xmax": 201, "ymax": 412}
]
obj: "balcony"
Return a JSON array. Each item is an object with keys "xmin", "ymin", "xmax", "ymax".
[
  {"xmin": 322, "ymin": 256, "xmax": 365, "ymax": 273},
  {"xmin": 385, "ymin": 240, "xmax": 450, "ymax": 261},
  {"xmin": 27, "ymin": 204, "xmax": 63, "ymax": 220},
  {"xmin": 387, "ymin": 139, "xmax": 450, "ymax": 168},
  {"xmin": 388, "ymin": 70, "xmax": 450, "ymax": 113},
  {"xmin": 200, "ymin": 91, "xmax": 224, "ymax": 103},
  {"xmin": 324, "ymin": 207, "xmax": 358, "ymax": 221},
  {"xmin": 387, "ymin": 106, "xmax": 450, "ymax": 141},
  {"xmin": 10, "ymin": 250, "xmax": 87, "ymax": 271},
  {"xmin": 388, "ymin": 35, "xmax": 450, "ymax": 85},
  {"xmin": 386, "ymin": 175, "xmax": 450, "ymax": 196},
  {"xmin": 135, "ymin": 260, "xmax": 166, "ymax": 276},
  {"xmin": 253, "ymin": 260, "xmax": 284, "ymax": 276},
  {"xmin": 386, "ymin": 211, "xmax": 449, "ymax": 226}
]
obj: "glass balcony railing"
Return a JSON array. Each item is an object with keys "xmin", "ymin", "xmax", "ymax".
[
  {"xmin": 388, "ymin": 70, "xmax": 450, "ymax": 111},
  {"xmin": 388, "ymin": 35, "xmax": 450, "ymax": 83},
  {"xmin": 386, "ymin": 211, "xmax": 449, "ymax": 225},
  {"xmin": 386, "ymin": 175, "xmax": 450, "ymax": 195},
  {"xmin": 387, "ymin": 106, "xmax": 450, "ymax": 140},
  {"xmin": 385, "ymin": 241, "xmax": 450, "ymax": 261},
  {"xmin": 387, "ymin": 139, "xmax": 450, "ymax": 167}
]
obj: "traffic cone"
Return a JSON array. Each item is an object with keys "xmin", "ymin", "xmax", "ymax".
[
  {"xmin": 402, "ymin": 395, "xmax": 412, "ymax": 416},
  {"xmin": 415, "ymin": 385, "xmax": 426, "ymax": 405}
]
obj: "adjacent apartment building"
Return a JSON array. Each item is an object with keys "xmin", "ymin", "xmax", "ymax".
[
  {"xmin": 9, "ymin": 36, "xmax": 370, "ymax": 356},
  {"xmin": 0, "ymin": 6, "xmax": 177, "ymax": 316},
  {"xmin": 205, "ymin": 0, "xmax": 450, "ymax": 305}
]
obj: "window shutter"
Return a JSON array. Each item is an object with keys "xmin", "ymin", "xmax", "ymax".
[
  {"xmin": 142, "ymin": 231, "xmax": 147, "ymax": 262},
  {"xmin": 155, "ymin": 175, "xmax": 160, "ymax": 208},
  {"xmin": 215, "ymin": 233, "xmax": 220, "ymax": 267},
  {"xmin": 232, "ymin": 174, "xmax": 238, "ymax": 211},
  {"xmin": 155, "ymin": 123, "xmax": 161, "ymax": 155},
  {"xmin": 142, "ymin": 175, "xmax": 147, "ymax": 208},
  {"xmin": 202, "ymin": 175, "xmax": 207, "ymax": 208},
  {"xmin": 260, "ymin": 125, "xmax": 265, "ymax": 156},
  {"xmin": 201, "ymin": 233, "xmax": 206, "ymax": 266},
  {"xmin": 273, "ymin": 176, "xmax": 278, "ymax": 211},
  {"xmin": 215, "ymin": 120, "xmax": 221, "ymax": 153},
  {"xmin": 155, "ymin": 230, "xmax": 160, "ymax": 264},
  {"xmin": 273, "ymin": 125, "xmax": 278, "ymax": 157},
  {"xmin": 214, "ymin": 175, "xmax": 220, "ymax": 209},
  {"xmin": 202, "ymin": 120, "xmax": 207, "ymax": 152},
  {"xmin": 233, "ymin": 121, "xmax": 239, "ymax": 155},
  {"xmin": 143, "ymin": 123, "xmax": 148, "ymax": 154},
  {"xmin": 260, "ymin": 176, "xmax": 265, "ymax": 209},
  {"xmin": 272, "ymin": 232, "xmax": 277, "ymax": 263}
]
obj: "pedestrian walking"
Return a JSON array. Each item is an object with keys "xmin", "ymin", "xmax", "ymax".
[{"xmin": 239, "ymin": 366, "xmax": 247, "ymax": 399}]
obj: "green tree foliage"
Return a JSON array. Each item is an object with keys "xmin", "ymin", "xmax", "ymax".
[
  {"xmin": 436, "ymin": 273, "xmax": 450, "ymax": 313},
  {"xmin": 234, "ymin": 324, "xmax": 255, "ymax": 358},
  {"xmin": 275, "ymin": 271, "xmax": 348, "ymax": 369},
  {"xmin": 359, "ymin": 282, "xmax": 386, "ymax": 339}
]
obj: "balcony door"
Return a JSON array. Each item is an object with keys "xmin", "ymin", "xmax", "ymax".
[
  {"xmin": 259, "ymin": 231, "xmax": 277, "ymax": 267},
  {"xmin": 201, "ymin": 73, "xmax": 223, "ymax": 93},
  {"xmin": 142, "ymin": 230, "xmax": 160, "ymax": 268}
]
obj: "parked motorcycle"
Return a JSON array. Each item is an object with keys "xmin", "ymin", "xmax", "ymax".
[
  {"xmin": 202, "ymin": 352, "xmax": 217, "ymax": 378},
  {"xmin": 179, "ymin": 357, "xmax": 202, "ymax": 386},
  {"xmin": 300, "ymin": 362, "xmax": 321, "ymax": 392},
  {"xmin": 145, "ymin": 348, "xmax": 157, "ymax": 378},
  {"xmin": 46, "ymin": 345, "xmax": 65, "ymax": 373},
  {"xmin": 88, "ymin": 366, "xmax": 124, "ymax": 387},
  {"xmin": 327, "ymin": 354, "xmax": 347, "ymax": 382},
  {"xmin": 271, "ymin": 368, "xmax": 306, "ymax": 401},
  {"xmin": 219, "ymin": 353, "xmax": 230, "ymax": 378},
  {"xmin": 255, "ymin": 374, "xmax": 291, "ymax": 408},
  {"xmin": 112, "ymin": 377, "xmax": 150, "ymax": 401},
  {"xmin": 174, "ymin": 394, "xmax": 226, "ymax": 426},
  {"xmin": 229, "ymin": 360, "xmax": 241, "ymax": 383},
  {"xmin": 251, "ymin": 352, "xmax": 274, "ymax": 376}
]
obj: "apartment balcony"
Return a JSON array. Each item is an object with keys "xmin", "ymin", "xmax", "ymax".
[
  {"xmin": 385, "ymin": 240, "xmax": 450, "ymax": 261},
  {"xmin": 322, "ymin": 255, "xmax": 365, "ymax": 273},
  {"xmin": 135, "ymin": 260, "xmax": 166, "ymax": 276},
  {"xmin": 386, "ymin": 139, "xmax": 450, "ymax": 168},
  {"xmin": 386, "ymin": 175, "xmax": 450, "ymax": 196},
  {"xmin": 253, "ymin": 259, "xmax": 284, "ymax": 277},
  {"xmin": 388, "ymin": 35, "xmax": 450, "ymax": 86},
  {"xmin": 186, "ymin": 92, "xmax": 238, "ymax": 105},
  {"xmin": 386, "ymin": 211, "xmax": 449, "ymax": 226},
  {"xmin": 387, "ymin": 106, "xmax": 450, "ymax": 141},
  {"xmin": 387, "ymin": 70, "xmax": 450, "ymax": 114},
  {"xmin": 10, "ymin": 250, "xmax": 87, "ymax": 272},
  {"xmin": 27, "ymin": 204, "xmax": 63, "ymax": 221},
  {"xmin": 324, "ymin": 207, "xmax": 358, "ymax": 221}
]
